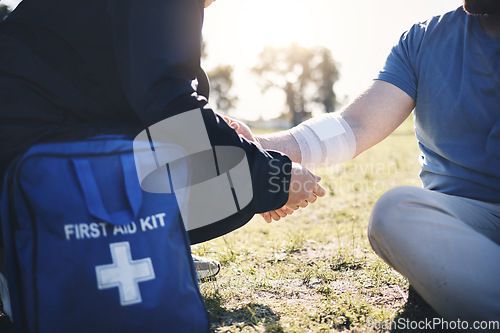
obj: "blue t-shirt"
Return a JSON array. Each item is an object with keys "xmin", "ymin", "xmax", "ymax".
[{"xmin": 378, "ymin": 7, "xmax": 500, "ymax": 203}]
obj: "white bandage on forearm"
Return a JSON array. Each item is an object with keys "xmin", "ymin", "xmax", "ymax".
[{"xmin": 289, "ymin": 113, "xmax": 356, "ymax": 170}]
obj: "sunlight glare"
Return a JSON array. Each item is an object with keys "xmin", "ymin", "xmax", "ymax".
[{"xmin": 237, "ymin": 0, "xmax": 317, "ymax": 55}]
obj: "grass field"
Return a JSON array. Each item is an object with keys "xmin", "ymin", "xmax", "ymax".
[{"xmin": 193, "ymin": 117, "xmax": 433, "ymax": 332}]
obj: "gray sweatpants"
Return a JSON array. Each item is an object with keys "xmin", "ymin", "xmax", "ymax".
[{"xmin": 368, "ymin": 186, "xmax": 500, "ymax": 321}]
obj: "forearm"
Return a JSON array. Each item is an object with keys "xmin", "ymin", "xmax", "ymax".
[
  {"xmin": 257, "ymin": 80, "xmax": 415, "ymax": 167},
  {"xmin": 257, "ymin": 132, "xmax": 302, "ymax": 163},
  {"xmin": 341, "ymin": 80, "xmax": 415, "ymax": 157}
]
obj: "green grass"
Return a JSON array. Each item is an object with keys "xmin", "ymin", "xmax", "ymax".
[{"xmin": 193, "ymin": 117, "xmax": 425, "ymax": 332}]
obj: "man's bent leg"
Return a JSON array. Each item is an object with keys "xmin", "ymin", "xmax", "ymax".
[{"xmin": 368, "ymin": 186, "xmax": 500, "ymax": 321}]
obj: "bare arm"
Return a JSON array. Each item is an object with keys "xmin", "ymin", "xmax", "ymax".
[
  {"xmin": 222, "ymin": 81, "xmax": 413, "ymax": 222},
  {"xmin": 258, "ymin": 80, "xmax": 415, "ymax": 161}
]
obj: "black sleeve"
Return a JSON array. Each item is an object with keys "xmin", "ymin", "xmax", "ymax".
[{"xmin": 107, "ymin": 0, "xmax": 291, "ymax": 241}]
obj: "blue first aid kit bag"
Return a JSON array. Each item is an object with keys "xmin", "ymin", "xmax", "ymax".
[{"xmin": 0, "ymin": 135, "xmax": 209, "ymax": 332}]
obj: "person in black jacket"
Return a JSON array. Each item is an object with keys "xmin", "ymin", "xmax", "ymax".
[
  {"xmin": 0, "ymin": 0, "xmax": 325, "ymax": 241},
  {"xmin": 0, "ymin": 0, "xmax": 326, "ymax": 327}
]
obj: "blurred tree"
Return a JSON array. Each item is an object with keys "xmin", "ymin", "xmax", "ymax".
[
  {"xmin": 1, "ymin": 4, "xmax": 11, "ymax": 22},
  {"xmin": 314, "ymin": 48, "xmax": 339, "ymax": 114},
  {"xmin": 253, "ymin": 43, "xmax": 340, "ymax": 126},
  {"xmin": 201, "ymin": 40, "xmax": 238, "ymax": 114},
  {"xmin": 206, "ymin": 64, "xmax": 238, "ymax": 113}
]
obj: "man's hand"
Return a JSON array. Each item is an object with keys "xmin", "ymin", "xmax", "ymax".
[
  {"xmin": 222, "ymin": 116, "xmax": 323, "ymax": 221},
  {"xmin": 286, "ymin": 162, "xmax": 325, "ymax": 209},
  {"xmin": 222, "ymin": 115, "xmax": 325, "ymax": 222},
  {"xmin": 261, "ymin": 162, "xmax": 325, "ymax": 223}
]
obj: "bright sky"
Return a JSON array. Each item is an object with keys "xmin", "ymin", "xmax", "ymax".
[
  {"xmin": 2, "ymin": 0, "xmax": 462, "ymax": 120},
  {"xmin": 202, "ymin": 0, "xmax": 462, "ymax": 120}
]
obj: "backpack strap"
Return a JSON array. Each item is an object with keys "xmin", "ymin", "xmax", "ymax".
[
  {"xmin": 120, "ymin": 154, "xmax": 142, "ymax": 219},
  {"xmin": 71, "ymin": 154, "xmax": 143, "ymax": 225},
  {"xmin": 72, "ymin": 158, "xmax": 112, "ymax": 223}
]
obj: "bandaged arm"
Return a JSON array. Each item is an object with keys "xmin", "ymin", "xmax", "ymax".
[
  {"xmin": 288, "ymin": 113, "xmax": 356, "ymax": 170},
  {"xmin": 258, "ymin": 80, "xmax": 416, "ymax": 170}
]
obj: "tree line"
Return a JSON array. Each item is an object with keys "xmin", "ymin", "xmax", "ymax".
[{"xmin": 206, "ymin": 43, "xmax": 340, "ymax": 126}]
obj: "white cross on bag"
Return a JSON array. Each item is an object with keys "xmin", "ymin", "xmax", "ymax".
[{"xmin": 95, "ymin": 241, "xmax": 155, "ymax": 306}]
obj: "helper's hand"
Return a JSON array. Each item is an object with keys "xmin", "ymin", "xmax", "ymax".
[
  {"xmin": 261, "ymin": 163, "xmax": 325, "ymax": 223},
  {"xmin": 222, "ymin": 116, "xmax": 260, "ymax": 147},
  {"xmin": 260, "ymin": 206, "xmax": 295, "ymax": 223}
]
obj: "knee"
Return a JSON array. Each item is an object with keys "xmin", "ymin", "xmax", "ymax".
[{"xmin": 368, "ymin": 186, "xmax": 424, "ymax": 246}]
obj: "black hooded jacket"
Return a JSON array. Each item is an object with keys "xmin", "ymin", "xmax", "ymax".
[{"xmin": 0, "ymin": 0, "xmax": 291, "ymax": 242}]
